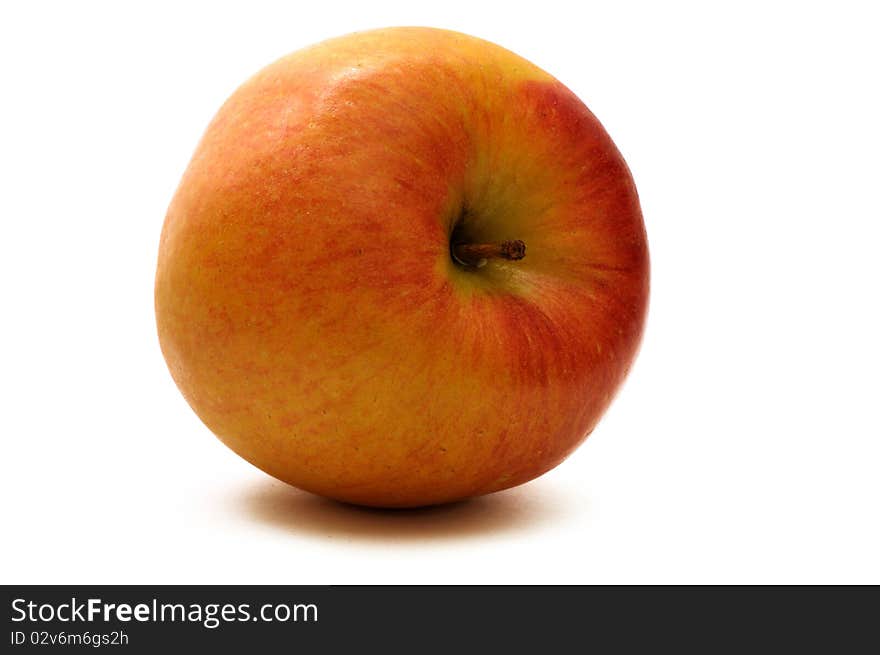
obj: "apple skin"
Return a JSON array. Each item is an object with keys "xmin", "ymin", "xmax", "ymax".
[{"xmin": 155, "ymin": 27, "xmax": 649, "ymax": 508}]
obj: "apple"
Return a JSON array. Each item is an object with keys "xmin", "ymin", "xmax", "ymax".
[{"xmin": 155, "ymin": 27, "xmax": 649, "ymax": 508}]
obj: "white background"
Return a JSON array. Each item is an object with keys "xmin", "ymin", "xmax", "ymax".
[{"xmin": 2, "ymin": 1, "xmax": 878, "ymax": 584}]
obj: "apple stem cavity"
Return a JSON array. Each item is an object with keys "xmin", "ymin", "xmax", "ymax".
[{"xmin": 452, "ymin": 240, "xmax": 526, "ymax": 268}]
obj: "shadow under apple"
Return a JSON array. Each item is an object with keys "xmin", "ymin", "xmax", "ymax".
[{"xmin": 234, "ymin": 477, "xmax": 577, "ymax": 542}]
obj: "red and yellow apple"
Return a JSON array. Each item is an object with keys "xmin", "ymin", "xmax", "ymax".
[{"xmin": 155, "ymin": 27, "xmax": 649, "ymax": 507}]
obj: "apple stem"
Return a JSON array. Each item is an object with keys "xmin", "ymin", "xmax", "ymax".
[{"xmin": 452, "ymin": 240, "xmax": 526, "ymax": 268}]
